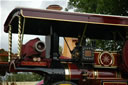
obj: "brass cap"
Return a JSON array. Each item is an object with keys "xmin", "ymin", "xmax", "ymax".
[{"xmin": 46, "ymin": 5, "xmax": 62, "ymax": 10}]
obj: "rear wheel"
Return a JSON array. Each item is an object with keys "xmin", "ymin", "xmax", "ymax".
[{"xmin": 52, "ymin": 81, "xmax": 77, "ymax": 85}]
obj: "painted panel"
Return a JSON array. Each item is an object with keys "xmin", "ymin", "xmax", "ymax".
[
  {"xmin": 94, "ymin": 51, "xmax": 118, "ymax": 68},
  {"xmin": 103, "ymin": 82, "xmax": 127, "ymax": 85}
]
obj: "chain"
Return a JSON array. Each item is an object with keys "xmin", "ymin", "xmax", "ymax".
[
  {"xmin": 8, "ymin": 25, "xmax": 12, "ymax": 62},
  {"xmin": 17, "ymin": 16, "xmax": 22, "ymax": 59}
]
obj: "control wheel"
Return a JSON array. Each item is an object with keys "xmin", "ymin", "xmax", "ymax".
[{"xmin": 52, "ymin": 81, "xmax": 77, "ymax": 85}]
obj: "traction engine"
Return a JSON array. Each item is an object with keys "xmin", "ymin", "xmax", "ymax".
[{"xmin": 1, "ymin": 7, "xmax": 128, "ymax": 85}]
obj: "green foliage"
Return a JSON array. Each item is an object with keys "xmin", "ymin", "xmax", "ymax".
[
  {"xmin": 95, "ymin": 40, "xmax": 123, "ymax": 51},
  {"xmin": 7, "ymin": 72, "xmax": 43, "ymax": 82},
  {"xmin": 0, "ymin": 49, "xmax": 8, "ymax": 61},
  {"xmin": 0, "ymin": 49, "xmax": 5, "ymax": 53},
  {"xmin": 59, "ymin": 46, "xmax": 63, "ymax": 55},
  {"xmin": 67, "ymin": 0, "xmax": 126, "ymax": 51},
  {"xmin": 0, "ymin": 76, "xmax": 2, "ymax": 82},
  {"xmin": 0, "ymin": 57, "xmax": 8, "ymax": 62},
  {"xmin": 67, "ymin": 0, "xmax": 128, "ymax": 16}
]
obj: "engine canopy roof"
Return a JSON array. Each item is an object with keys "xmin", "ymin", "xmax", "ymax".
[{"xmin": 4, "ymin": 7, "xmax": 128, "ymax": 40}]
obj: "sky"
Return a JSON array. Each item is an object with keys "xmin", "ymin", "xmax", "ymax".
[{"xmin": 0, "ymin": 0, "xmax": 69, "ymax": 53}]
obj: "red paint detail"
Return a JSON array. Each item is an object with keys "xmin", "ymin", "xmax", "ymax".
[
  {"xmin": 67, "ymin": 63, "xmax": 118, "ymax": 80},
  {"xmin": 112, "ymin": 53, "xmax": 118, "ymax": 66},
  {"xmin": 59, "ymin": 56, "xmax": 71, "ymax": 59},
  {"xmin": 0, "ymin": 62, "xmax": 8, "ymax": 64},
  {"xmin": 68, "ymin": 63, "xmax": 81, "ymax": 80},
  {"xmin": 4, "ymin": 8, "xmax": 128, "ymax": 33},
  {"xmin": 21, "ymin": 61, "xmax": 48, "ymax": 66},
  {"xmin": 103, "ymin": 81, "xmax": 128, "ymax": 85},
  {"xmin": 94, "ymin": 52, "xmax": 100, "ymax": 65},
  {"xmin": 21, "ymin": 38, "xmax": 45, "ymax": 61},
  {"xmin": 94, "ymin": 51, "xmax": 118, "ymax": 67},
  {"xmin": 103, "ymin": 83, "xmax": 127, "ymax": 85},
  {"xmin": 98, "ymin": 71, "xmax": 117, "ymax": 78},
  {"xmin": 21, "ymin": 38, "xmax": 40, "ymax": 57},
  {"xmin": 102, "ymin": 17, "xmax": 121, "ymax": 24},
  {"xmin": 122, "ymin": 40, "xmax": 128, "ymax": 72},
  {"xmin": 100, "ymin": 53, "xmax": 112, "ymax": 66}
]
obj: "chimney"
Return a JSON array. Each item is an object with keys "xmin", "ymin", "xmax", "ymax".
[
  {"xmin": 46, "ymin": 5, "xmax": 62, "ymax": 10},
  {"xmin": 45, "ymin": 5, "xmax": 62, "ymax": 58}
]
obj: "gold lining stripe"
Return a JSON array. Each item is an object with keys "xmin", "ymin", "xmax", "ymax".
[
  {"xmin": 91, "ymin": 70, "xmax": 98, "ymax": 79},
  {"xmin": 96, "ymin": 70, "xmax": 99, "ymax": 79},
  {"xmin": 117, "ymin": 71, "xmax": 122, "ymax": 79},
  {"xmin": 94, "ymin": 65, "xmax": 117, "ymax": 68},
  {"xmin": 20, "ymin": 10, "xmax": 128, "ymax": 27},
  {"xmin": 65, "ymin": 69, "xmax": 70, "ymax": 80},
  {"xmin": 88, "ymin": 76, "xmax": 122, "ymax": 79},
  {"xmin": 97, "ymin": 52, "xmax": 101, "ymax": 65},
  {"xmin": 68, "ymin": 64, "xmax": 71, "ymax": 80},
  {"xmin": 97, "ymin": 78, "xmax": 122, "ymax": 79},
  {"xmin": 65, "ymin": 64, "xmax": 71, "ymax": 80}
]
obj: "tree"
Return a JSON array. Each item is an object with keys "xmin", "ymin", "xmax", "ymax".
[
  {"xmin": 67, "ymin": 0, "xmax": 128, "ymax": 16},
  {"xmin": 59, "ymin": 46, "xmax": 63, "ymax": 55},
  {"xmin": 0, "ymin": 49, "xmax": 8, "ymax": 62},
  {"xmin": 0, "ymin": 76, "xmax": 2, "ymax": 82},
  {"xmin": 67, "ymin": 0, "xmax": 126, "ymax": 51}
]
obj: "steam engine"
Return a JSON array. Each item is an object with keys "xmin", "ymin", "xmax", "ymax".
[
  {"xmin": 2, "ymin": 7, "xmax": 128, "ymax": 85},
  {"xmin": 17, "ymin": 38, "xmax": 128, "ymax": 85}
]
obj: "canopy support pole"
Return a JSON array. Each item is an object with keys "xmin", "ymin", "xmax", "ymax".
[
  {"xmin": 17, "ymin": 16, "xmax": 22, "ymax": 59},
  {"xmin": 17, "ymin": 16, "xmax": 25, "ymax": 59},
  {"xmin": 8, "ymin": 25, "xmax": 12, "ymax": 62}
]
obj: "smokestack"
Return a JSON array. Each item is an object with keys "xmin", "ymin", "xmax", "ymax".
[
  {"xmin": 46, "ymin": 5, "xmax": 62, "ymax": 10},
  {"xmin": 45, "ymin": 5, "xmax": 62, "ymax": 58}
]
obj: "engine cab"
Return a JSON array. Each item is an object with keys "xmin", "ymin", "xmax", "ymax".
[{"xmin": 2, "ymin": 7, "xmax": 128, "ymax": 85}]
